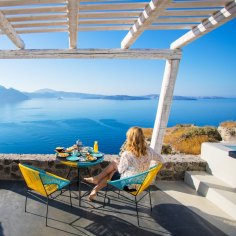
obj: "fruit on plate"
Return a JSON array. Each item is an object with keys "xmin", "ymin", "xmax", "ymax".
[
  {"xmin": 65, "ymin": 145, "xmax": 78, "ymax": 153},
  {"xmin": 65, "ymin": 146, "xmax": 74, "ymax": 152},
  {"xmin": 86, "ymin": 153, "xmax": 96, "ymax": 161},
  {"xmin": 57, "ymin": 152, "xmax": 69, "ymax": 158}
]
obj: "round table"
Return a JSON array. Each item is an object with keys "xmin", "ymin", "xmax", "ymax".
[{"xmin": 58, "ymin": 154, "xmax": 104, "ymax": 206}]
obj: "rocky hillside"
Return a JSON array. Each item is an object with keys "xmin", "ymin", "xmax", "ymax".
[
  {"xmin": 0, "ymin": 85, "xmax": 29, "ymax": 102},
  {"xmin": 141, "ymin": 125, "xmax": 222, "ymax": 155},
  {"xmin": 218, "ymin": 121, "xmax": 236, "ymax": 142}
]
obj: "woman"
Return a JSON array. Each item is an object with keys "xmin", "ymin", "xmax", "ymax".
[{"xmin": 84, "ymin": 126, "xmax": 164, "ymax": 201}]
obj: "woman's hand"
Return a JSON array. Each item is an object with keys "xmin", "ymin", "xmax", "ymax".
[{"xmin": 114, "ymin": 159, "xmax": 119, "ymax": 165}]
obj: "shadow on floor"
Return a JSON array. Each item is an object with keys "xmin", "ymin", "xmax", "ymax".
[
  {"xmin": 153, "ymin": 204, "xmax": 227, "ymax": 236},
  {"xmin": 0, "ymin": 222, "xmax": 5, "ymax": 236},
  {"xmin": 101, "ymin": 190, "xmax": 228, "ymax": 236},
  {"xmin": 0, "ymin": 181, "xmax": 230, "ymax": 236}
]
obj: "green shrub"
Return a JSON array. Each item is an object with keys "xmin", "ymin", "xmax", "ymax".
[
  {"xmin": 161, "ymin": 144, "xmax": 172, "ymax": 154},
  {"xmin": 182, "ymin": 126, "xmax": 222, "ymax": 141}
]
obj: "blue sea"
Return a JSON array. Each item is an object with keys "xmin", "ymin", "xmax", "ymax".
[{"xmin": 0, "ymin": 98, "xmax": 236, "ymax": 154}]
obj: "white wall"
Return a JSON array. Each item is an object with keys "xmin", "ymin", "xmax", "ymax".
[{"xmin": 201, "ymin": 142, "xmax": 236, "ymax": 188}]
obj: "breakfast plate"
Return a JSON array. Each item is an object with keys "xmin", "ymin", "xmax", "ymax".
[
  {"xmin": 78, "ymin": 157, "xmax": 87, "ymax": 162},
  {"xmin": 76, "ymin": 156, "xmax": 97, "ymax": 162},
  {"xmin": 66, "ymin": 156, "xmax": 80, "ymax": 161},
  {"xmin": 92, "ymin": 152, "xmax": 103, "ymax": 158},
  {"xmin": 57, "ymin": 152, "xmax": 69, "ymax": 158},
  {"xmin": 83, "ymin": 154, "xmax": 97, "ymax": 162}
]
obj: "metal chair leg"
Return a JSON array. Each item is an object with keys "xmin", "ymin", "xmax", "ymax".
[
  {"xmin": 103, "ymin": 185, "xmax": 108, "ymax": 207},
  {"xmin": 135, "ymin": 196, "xmax": 139, "ymax": 226},
  {"xmin": 25, "ymin": 188, "xmax": 29, "ymax": 212},
  {"xmin": 66, "ymin": 167, "xmax": 72, "ymax": 179},
  {"xmin": 69, "ymin": 184, "xmax": 72, "ymax": 209},
  {"xmin": 78, "ymin": 168, "xmax": 81, "ymax": 206},
  {"xmin": 46, "ymin": 197, "xmax": 49, "ymax": 226},
  {"xmin": 148, "ymin": 188, "xmax": 152, "ymax": 212}
]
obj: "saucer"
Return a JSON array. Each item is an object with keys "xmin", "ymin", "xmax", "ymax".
[
  {"xmin": 92, "ymin": 153, "xmax": 103, "ymax": 158},
  {"xmin": 66, "ymin": 156, "xmax": 80, "ymax": 161}
]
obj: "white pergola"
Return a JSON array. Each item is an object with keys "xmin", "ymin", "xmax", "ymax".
[{"xmin": 0, "ymin": 0, "xmax": 235, "ymax": 153}]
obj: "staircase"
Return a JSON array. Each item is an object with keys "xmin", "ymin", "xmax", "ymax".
[
  {"xmin": 184, "ymin": 143, "xmax": 236, "ymax": 220},
  {"xmin": 185, "ymin": 171, "xmax": 236, "ymax": 219}
]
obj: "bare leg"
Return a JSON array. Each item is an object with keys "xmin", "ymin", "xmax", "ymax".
[
  {"xmin": 88, "ymin": 169, "xmax": 117, "ymax": 201},
  {"xmin": 89, "ymin": 177, "xmax": 109, "ymax": 200},
  {"xmin": 84, "ymin": 161, "xmax": 117, "ymax": 184}
]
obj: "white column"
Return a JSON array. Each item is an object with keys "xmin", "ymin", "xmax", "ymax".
[{"xmin": 150, "ymin": 59, "xmax": 180, "ymax": 154}]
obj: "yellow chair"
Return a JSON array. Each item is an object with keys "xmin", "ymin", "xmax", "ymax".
[
  {"xmin": 19, "ymin": 163, "xmax": 72, "ymax": 226},
  {"xmin": 103, "ymin": 164, "xmax": 162, "ymax": 226}
]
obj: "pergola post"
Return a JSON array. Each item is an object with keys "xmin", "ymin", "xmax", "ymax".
[{"xmin": 150, "ymin": 59, "xmax": 180, "ymax": 154}]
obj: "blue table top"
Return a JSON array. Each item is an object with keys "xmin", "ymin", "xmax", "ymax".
[
  {"xmin": 77, "ymin": 155, "xmax": 104, "ymax": 168},
  {"xmin": 57, "ymin": 153, "xmax": 104, "ymax": 168}
]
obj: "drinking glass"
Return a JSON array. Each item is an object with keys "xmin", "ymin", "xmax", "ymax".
[
  {"xmin": 76, "ymin": 139, "xmax": 83, "ymax": 151},
  {"xmin": 72, "ymin": 149, "xmax": 78, "ymax": 157}
]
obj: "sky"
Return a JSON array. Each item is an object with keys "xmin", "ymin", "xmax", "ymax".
[{"xmin": 0, "ymin": 18, "xmax": 235, "ymax": 97}]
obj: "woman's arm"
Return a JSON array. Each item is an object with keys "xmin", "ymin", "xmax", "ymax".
[
  {"xmin": 117, "ymin": 151, "xmax": 129, "ymax": 174},
  {"xmin": 149, "ymin": 147, "xmax": 164, "ymax": 163}
]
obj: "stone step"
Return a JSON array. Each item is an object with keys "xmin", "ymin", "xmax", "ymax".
[
  {"xmin": 157, "ymin": 180, "xmax": 236, "ymax": 236},
  {"xmin": 185, "ymin": 171, "xmax": 236, "ymax": 219}
]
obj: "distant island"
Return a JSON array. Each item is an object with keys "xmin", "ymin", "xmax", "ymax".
[
  {"xmin": 0, "ymin": 85, "xmax": 29, "ymax": 103},
  {"xmin": 0, "ymin": 85, "xmax": 231, "ymax": 103}
]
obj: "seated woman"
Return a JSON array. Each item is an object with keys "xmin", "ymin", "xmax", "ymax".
[{"xmin": 84, "ymin": 126, "xmax": 164, "ymax": 201}]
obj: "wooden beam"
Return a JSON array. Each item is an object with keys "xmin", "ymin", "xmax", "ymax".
[
  {"xmin": 13, "ymin": 28, "xmax": 67, "ymax": 34},
  {"xmin": 168, "ymin": 0, "xmax": 232, "ymax": 9},
  {"xmin": 79, "ymin": 19, "xmax": 136, "ymax": 25},
  {"xmin": 0, "ymin": 0, "xmax": 65, "ymax": 7},
  {"xmin": 79, "ymin": 2, "xmax": 146, "ymax": 11},
  {"xmin": 155, "ymin": 17, "xmax": 205, "ymax": 24},
  {"xmin": 67, "ymin": 0, "xmax": 78, "ymax": 49},
  {"xmin": 9, "ymin": 24, "xmax": 194, "ymax": 31},
  {"xmin": 0, "ymin": 0, "xmax": 125, "ymax": 5},
  {"xmin": 148, "ymin": 25, "xmax": 196, "ymax": 30},
  {"xmin": 7, "ymin": 14, "xmax": 67, "ymax": 22},
  {"xmin": 0, "ymin": 49, "xmax": 182, "ymax": 60},
  {"xmin": 79, "ymin": 11, "xmax": 140, "ymax": 19},
  {"xmin": 171, "ymin": 1, "xmax": 236, "ymax": 49},
  {"xmin": 4, "ymin": 10, "xmax": 139, "ymax": 18},
  {"xmin": 0, "ymin": 11, "xmax": 24, "ymax": 49},
  {"xmin": 1, "ymin": 26, "xmax": 128, "ymax": 34},
  {"xmin": 78, "ymin": 26, "xmax": 131, "ymax": 31},
  {"xmin": 121, "ymin": 0, "xmax": 170, "ymax": 49},
  {"xmin": 12, "ymin": 21, "xmax": 67, "ymax": 28},
  {"xmin": 2, "ymin": 6, "xmax": 66, "ymax": 15},
  {"xmin": 164, "ymin": 9, "xmax": 216, "ymax": 17},
  {"xmin": 150, "ymin": 59, "xmax": 180, "ymax": 154},
  {"xmin": 7, "ymin": 11, "xmax": 136, "ymax": 22},
  {"xmin": 81, "ymin": 0, "xmax": 130, "ymax": 1}
]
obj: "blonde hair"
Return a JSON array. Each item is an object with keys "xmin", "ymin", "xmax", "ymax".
[{"xmin": 125, "ymin": 127, "xmax": 147, "ymax": 157}]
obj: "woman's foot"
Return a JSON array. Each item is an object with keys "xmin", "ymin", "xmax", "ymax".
[
  {"xmin": 83, "ymin": 177, "xmax": 98, "ymax": 185},
  {"xmin": 88, "ymin": 190, "xmax": 97, "ymax": 201}
]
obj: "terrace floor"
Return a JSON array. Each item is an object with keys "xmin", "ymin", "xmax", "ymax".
[{"xmin": 0, "ymin": 181, "xmax": 235, "ymax": 236}]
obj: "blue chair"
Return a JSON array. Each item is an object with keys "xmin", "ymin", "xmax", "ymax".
[{"xmin": 103, "ymin": 164, "xmax": 163, "ymax": 226}]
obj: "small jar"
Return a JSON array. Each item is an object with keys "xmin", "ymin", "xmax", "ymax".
[{"xmin": 94, "ymin": 141, "xmax": 98, "ymax": 153}]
